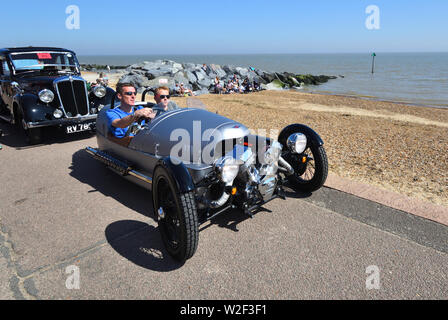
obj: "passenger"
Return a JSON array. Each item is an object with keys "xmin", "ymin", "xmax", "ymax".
[
  {"xmin": 153, "ymin": 86, "xmax": 180, "ymax": 111},
  {"xmin": 106, "ymin": 82, "xmax": 155, "ymax": 146}
]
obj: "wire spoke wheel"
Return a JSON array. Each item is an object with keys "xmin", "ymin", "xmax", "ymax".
[
  {"xmin": 281, "ymin": 139, "xmax": 328, "ymax": 193},
  {"xmin": 292, "ymin": 147, "xmax": 317, "ymax": 182}
]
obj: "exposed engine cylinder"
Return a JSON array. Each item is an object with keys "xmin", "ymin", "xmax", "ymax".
[{"xmin": 236, "ymin": 140, "xmax": 282, "ymax": 202}]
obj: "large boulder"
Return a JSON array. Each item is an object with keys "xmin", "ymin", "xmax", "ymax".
[
  {"xmin": 173, "ymin": 71, "xmax": 190, "ymax": 85},
  {"xmin": 185, "ymin": 70, "xmax": 197, "ymax": 83},
  {"xmin": 261, "ymin": 72, "xmax": 276, "ymax": 83},
  {"xmin": 118, "ymin": 74, "xmax": 152, "ymax": 90},
  {"xmin": 222, "ymin": 65, "xmax": 236, "ymax": 75},
  {"xmin": 146, "ymin": 76, "xmax": 175, "ymax": 89},
  {"xmin": 211, "ymin": 64, "xmax": 227, "ymax": 78},
  {"xmin": 255, "ymin": 69, "xmax": 267, "ymax": 77},
  {"xmin": 183, "ymin": 62, "xmax": 196, "ymax": 70},
  {"xmin": 197, "ymin": 78, "xmax": 213, "ymax": 88},
  {"xmin": 264, "ymin": 79, "xmax": 285, "ymax": 90},
  {"xmin": 194, "ymin": 69, "xmax": 206, "ymax": 81},
  {"xmin": 287, "ymin": 76, "xmax": 300, "ymax": 87},
  {"xmin": 146, "ymin": 67, "xmax": 174, "ymax": 78},
  {"xmin": 275, "ymin": 72, "xmax": 288, "ymax": 84},
  {"xmin": 236, "ymin": 67, "xmax": 249, "ymax": 78},
  {"xmin": 141, "ymin": 61, "xmax": 164, "ymax": 71}
]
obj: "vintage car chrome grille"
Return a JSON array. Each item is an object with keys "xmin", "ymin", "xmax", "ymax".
[{"xmin": 55, "ymin": 78, "xmax": 89, "ymax": 117}]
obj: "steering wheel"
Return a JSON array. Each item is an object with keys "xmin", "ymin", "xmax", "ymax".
[
  {"xmin": 124, "ymin": 117, "xmax": 147, "ymax": 138},
  {"xmin": 151, "ymin": 106, "xmax": 167, "ymax": 117},
  {"xmin": 123, "ymin": 104, "xmax": 171, "ymax": 138}
]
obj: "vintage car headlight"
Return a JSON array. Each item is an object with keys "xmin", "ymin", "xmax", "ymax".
[
  {"xmin": 93, "ymin": 86, "xmax": 107, "ymax": 98},
  {"xmin": 38, "ymin": 89, "xmax": 54, "ymax": 104},
  {"xmin": 53, "ymin": 109, "xmax": 63, "ymax": 119},
  {"xmin": 287, "ymin": 133, "xmax": 307, "ymax": 154},
  {"xmin": 215, "ymin": 157, "xmax": 240, "ymax": 185}
]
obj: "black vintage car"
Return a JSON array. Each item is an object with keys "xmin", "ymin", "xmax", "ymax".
[{"xmin": 0, "ymin": 47, "xmax": 116, "ymax": 144}]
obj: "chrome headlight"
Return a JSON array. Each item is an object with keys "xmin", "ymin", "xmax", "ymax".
[
  {"xmin": 93, "ymin": 86, "xmax": 107, "ymax": 98},
  {"xmin": 38, "ymin": 89, "xmax": 54, "ymax": 104},
  {"xmin": 53, "ymin": 109, "xmax": 63, "ymax": 119},
  {"xmin": 287, "ymin": 133, "xmax": 307, "ymax": 154},
  {"xmin": 215, "ymin": 157, "xmax": 240, "ymax": 185}
]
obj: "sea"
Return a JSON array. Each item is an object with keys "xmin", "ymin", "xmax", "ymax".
[{"xmin": 78, "ymin": 53, "xmax": 448, "ymax": 109}]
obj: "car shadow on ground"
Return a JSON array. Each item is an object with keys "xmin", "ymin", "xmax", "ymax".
[
  {"xmin": 105, "ymin": 220, "xmax": 183, "ymax": 271},
  {"xmin": 69, "ymin": 148, "xmax": 315, "ymax": 270},
  {"xmin": 0, "ymin": 121, "xmax": 94, "ymax": 149},
  {"xmin": 201, "ymin": 206, "xmax": 272, "ymax": 233},
  {"xmin": 70, "ymin": 149, "xmax": 155, "ymax": 218},
  {"xmin": 70, "ymin": 149, "xmax": 186, "ymax": 270},
  {"xmin": 200, "ymin": 184, "xmax": 313, "ymax": 232}
]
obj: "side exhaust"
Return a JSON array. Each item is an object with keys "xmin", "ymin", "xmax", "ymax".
[{"xmin": 85, "ymin": 147, "xmax": 152, "ymax": 184}]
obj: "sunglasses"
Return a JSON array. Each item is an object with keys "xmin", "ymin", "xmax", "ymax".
[
  {"xmin": 159, "ymin": 95, "xmax": 170, "ymax": 99},
  {"xmin": 123, "ymin": 91, "xmax": 137, "ymax": 96}
]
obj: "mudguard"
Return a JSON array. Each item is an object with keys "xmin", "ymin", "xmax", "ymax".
[
  {"xmin": 13, "ymin": 93, "xmax": 53, "ymax": 123},
  {"xmin": 278, "ymin": 123, "xmax": 324, "ymax": 148},
  {"xmin": 155, "ymin": 157, "xmax": 195, "ymax": 194}
]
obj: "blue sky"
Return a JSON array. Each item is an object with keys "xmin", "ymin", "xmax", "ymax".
[{"xmin": 2, "ymin": 0, "xmax": 447, "ymax": 55}]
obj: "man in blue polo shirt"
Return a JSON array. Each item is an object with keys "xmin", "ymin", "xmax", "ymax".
[{"xmin": 106, "ymin": 82, "xmax": 155, "ymax": 145}]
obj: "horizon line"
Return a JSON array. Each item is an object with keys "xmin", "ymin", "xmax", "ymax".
[{"xmin": 77, "ymin": 51, "xmax": 448, "ymax": 56}]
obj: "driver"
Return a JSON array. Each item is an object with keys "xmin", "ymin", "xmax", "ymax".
[{"xmin": 106, "ymin": 82, "xmax": 155, "ymax": 146}]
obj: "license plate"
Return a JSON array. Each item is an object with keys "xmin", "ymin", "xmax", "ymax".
[{"xmin": 66, "ymin": 123, "xmax": 93, "ymax": 134}]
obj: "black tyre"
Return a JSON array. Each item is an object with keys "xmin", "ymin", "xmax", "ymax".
[
  {"xmin": 153, "ymin": 166, "xmax": 199, "ymax": 263},
  {"xmin": 280, "ymin": 132, "xmax": 328, "ymax": 193},
  {"xmin": 16, "ymin": 110, "xmax": 42, "ymax": 145}
]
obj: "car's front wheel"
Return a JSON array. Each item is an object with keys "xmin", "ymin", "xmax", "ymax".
[
  {"xmin": 283, "ymin": 143, "xmax": 328, "ymax": 193},
  {"xmin": 16, "ymin": 109, "xmax": 42, "ymax": 145},
  {"xmin": 152, "ymin": 166, "xmax": 199, "ymax": 263},
  {"xmin": 279, "ymin": 126, "xmax": 328, "ymax": 193}
]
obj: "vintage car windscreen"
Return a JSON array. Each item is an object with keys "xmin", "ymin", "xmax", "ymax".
[{"xmin": 9, "ymin": 52, "xmax": 79, "ymax": 73}]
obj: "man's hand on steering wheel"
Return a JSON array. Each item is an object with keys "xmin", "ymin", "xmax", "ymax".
[{"xmin": 134, "ymin": 107, "xmax": 156, "ymax": 121}]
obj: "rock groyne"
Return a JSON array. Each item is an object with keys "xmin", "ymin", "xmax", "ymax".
[{"xmin": 83, "ymin": 60, "xmax": 338, "ymax": 95}]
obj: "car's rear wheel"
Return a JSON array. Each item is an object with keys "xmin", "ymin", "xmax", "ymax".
[{"xmin": 153, "ymin": 166, "xmax": 199, "ymax": 263}]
